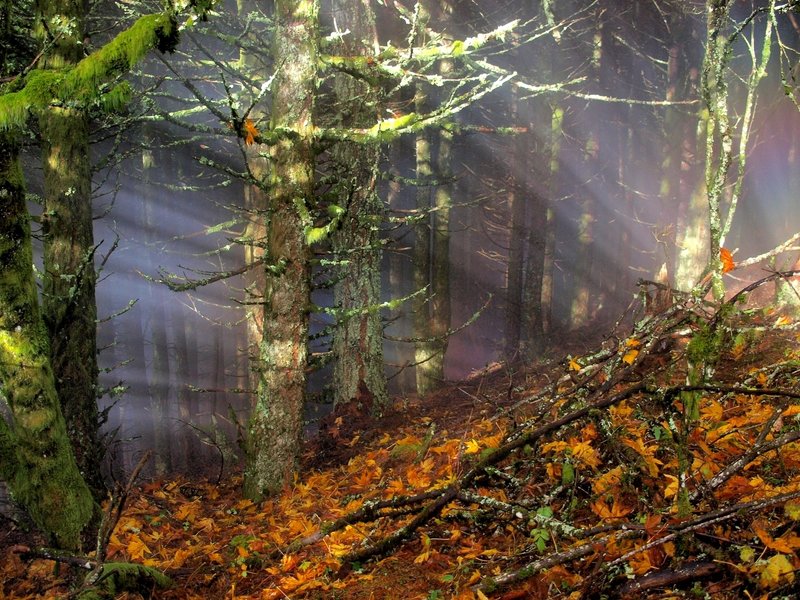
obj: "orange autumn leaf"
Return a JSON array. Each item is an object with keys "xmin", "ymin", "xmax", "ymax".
[
  {"xmin": 244, "ymin": 118, "xmax": 259, "ymax": 145},
  {"xmin": 385, "ymin": 478, "xmax": 405, "ymax": 496},
  {"xmin": 753, "ymin": 520, "xmax": 800, "ymax": 554},
  {"xmin": 622, "ymin": 348, "xmax": 639, "ymax": 365},
  {"xmin": 353, "ymin": 469, "xmax": 374, "ymax": 488},
  {"xmin": 126, "ymin": 534, "xmax": 151, "ymax": 560},
  {"xmin": 720, "ymin": 247, "xmax": 735, "ymax": 273},
  {"xmin": 629, "ymin": 550, "xmax": 653, "ymax": 575},
  {"xmin": 590, "ymin": 497, "xmax": 633, "ymax": 520},
  {"xmin": 592, "ymin": 465, "xmax": 624, "ymax": 495}
]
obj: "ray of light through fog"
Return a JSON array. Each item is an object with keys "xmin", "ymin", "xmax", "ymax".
[{"xmin": 28, "ymin": 1, "xmax": 798, "ymax": 478}]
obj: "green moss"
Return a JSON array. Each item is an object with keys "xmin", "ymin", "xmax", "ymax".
[
  {"xmin": 0, "ymin": 71, "xmax": 64, "ymax": 130},
  {"xmin": 0, "ymin": 12, "xmax": 177, "ymax": 132},
  {"xmin": 63, "ymin": 13, "xmax": 177, "ymax": 101},
  {"xmin": 75, "ymin": 562, "xmax": 172, "ymax": 599}
]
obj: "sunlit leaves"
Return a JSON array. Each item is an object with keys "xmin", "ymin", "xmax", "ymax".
[
  {"xmin": 621, "ymin": 337, "xmax": 641, "ymax": 365},
  {"xmin": 32, "ymin": 323, "xmax": 800, "ymax": 600},
  {"xmin": 756, "ymin": 553, "xmax": 795, "ymax": 589}
]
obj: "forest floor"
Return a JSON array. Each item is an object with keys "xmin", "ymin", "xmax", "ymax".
[{"xmin": 3, "ymin": 292, "xmax": 800, "ymax": 599}]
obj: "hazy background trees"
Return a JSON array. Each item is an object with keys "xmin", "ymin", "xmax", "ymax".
[
  {"xmin": 3, "ymin": 0, "xmax": 800, "ymax": 544},
  {"xmin": 84, "ymin": 0, "xmax": 800, "ymax": 477}
]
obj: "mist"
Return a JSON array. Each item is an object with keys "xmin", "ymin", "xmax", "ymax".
[{"xmin": 43, "ymin": 0, "xmax": 800, "ymax": 479}]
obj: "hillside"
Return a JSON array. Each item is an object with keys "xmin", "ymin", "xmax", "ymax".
[{"xmin": 3, "ymin": 287, "xmax": 800, "ymax": 599}]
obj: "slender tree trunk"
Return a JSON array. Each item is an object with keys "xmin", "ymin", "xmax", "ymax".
[
  {"xmin": 37, "ymin": 0, "xmax": 104, "ymax": 499},
  {"xmin": 520, "ymin": 100, "xmax": 558, "ymax": 357},
  {"xmin": 141, "ymin": 148, "xmax": 172, "ymax": 476},
  {"xmin": 170, "ymin": 302, "xmax": 192, "ymax": 472},
  {"xmin": 430, "ymin": 67, "xmax": 453, "ymax": 379},
  {"xmin": 329, "ymin": 0, "xmax": 388, "ymax": 412},
  {"xmin": 244, "ymin": 0, "xmax": 318, "ymax": 500},
  {"xmin": 0, "ymin": 131, "xmax": 95, "ymax": 550},
  {"xmin": 413, "ymin": 89, "xmax": 437, "ymax": 393},
  {"xmin": 238, "ymin": 0, "xmax": 269, "ymax": 395},
  {"xmin": 505, "ymin": 83, "xmax": 525, "ymax": 358}
]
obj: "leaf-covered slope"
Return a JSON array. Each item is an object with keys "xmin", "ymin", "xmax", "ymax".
[{"xmin": 3, "ymin": 293, "xmax": 800, "ymax": 599}]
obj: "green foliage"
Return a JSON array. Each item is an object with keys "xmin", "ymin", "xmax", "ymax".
[
  {"xmin": 63, "ymin": 13, "xmax": 178, "ymax": 99},
  {"xmin": 0, "ymin": 12, "xmax": 178, "ymax": 131},
  {"xmin": 76, "ymin": 562, "xmax": 173, "ymax": 599}
]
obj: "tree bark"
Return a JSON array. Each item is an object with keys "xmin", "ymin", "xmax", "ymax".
[
  {"xmin": 37, "ymin": 0, "xmax": 104, "ymax": 499},
  {"xmin": 329, "ymin": 0, "xmax": 388, "ymax": 412},
  {"xmin": 244, "ymin": 0, "xmax": 318, "ymax": 500},
  {"xmin": 0, "ymin": 131, "xmax": 95, "ymax": 550}
]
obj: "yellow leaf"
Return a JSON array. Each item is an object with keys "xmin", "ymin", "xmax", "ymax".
[
  {"xmin": 629, "ymin": 551, "xmax": 653, "ymax": 575},
  {"xmin": 126, "ymin": 534, "xmax": 151, "ymax": 560},
  {"xmin": 622, "ymin": 348, "xmax": 639, "ymax": 365},
  {"xmin": 568, "ymin": 357, "xmax": 582, "ymax": 372},
  {"xmin": 775, "ymin": 315, "xmax": 793, "ymax": 328},
  {"xmin": 785, "ymin": 502, "xmax": 800, "ymax": 521},
  {"xmin": 465, "ymin": 439, "xmax": 482, "ymax": 454},
  {"xmin": 546, "ymin": 462, "xmax": 562, "ymax": 481},
  {"xmin": 541, "ymin": 440, "xmax": 569, "ymax": 454},
  {"xmin": 663, "ymin": 474, "xmax": 679, "ymax": 499},
  {"xmin": 758, "ymin": 553, "xmax": 795, "ymax": 589},
  {"xmin": 571, "ymin": 440, "xmax": 601, "ymax": 468},
  {"xmin": 625, "ymin": 337, "xmax": 641, "ymax": 348},
  {"xmin": 414, "ymin": 550, "xmax": 431, "ymax": 564},
  {"xmin": 700, "ymin": 398, "xmax": 724, "ymax": 422},
  {"xmin": 169, "ymin": 547, "xmax": 194, "ymax": 569}
]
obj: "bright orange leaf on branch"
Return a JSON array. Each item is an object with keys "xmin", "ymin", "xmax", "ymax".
[
  {"xmin": 720, "ymin": 246, "xmax": 735, "ymax": 273},
  {"xmin": 243, "ymin": 118, "xmax": 259, "ymax": 145}
]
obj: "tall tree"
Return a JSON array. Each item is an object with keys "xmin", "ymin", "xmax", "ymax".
[
  {"xmin": 328, "ymin": 0, "xmax": 388, "ymax": 411},
  {"xmin": 36, "ymin": 0, "xmax": 105, "ymax": 499},
  {"xmin": 243, "ymin": 0, "xmax": 318, "ymax": 499},
  {"xmin": 0, "ymin": 128, "xmax": 96, "ymax": 550},
  {"xmin": 0, "ymin": 6, "xmax": 180, "ymax": 546}
]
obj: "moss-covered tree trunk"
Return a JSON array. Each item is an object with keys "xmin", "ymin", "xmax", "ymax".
[
  {"xmin": 243, "ymin": 0, "xmax": 318, "ymax": 500},
  {"xmin": 329, "ymin": 0, "xmax": 388, "ymax": 412},
  {"xmin": 0, "ymin": 131, "xmax": 95, "ymax": 550},
  {"xmin": 37, "ymin": 0, "xmax": 104, "ymax": 499}
]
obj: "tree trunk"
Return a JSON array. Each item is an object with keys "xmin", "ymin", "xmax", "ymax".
[
  {"xmin": 37, "ymin": 0, "xmax": 104, "ymax": 499},
  {"xmin": 0, "ymin": 131, "xmax": 95, "ymax": 550},
  {"xmin": 238, "ymin": 0, "xmax": 269, "ymax": 395},
  {"xmin": 429, "ymin": 68, "xmax": 453, "ymax": 380},
  {"xmin": 413, "ymin": 83, "xmax": 437, "ymax": 394},
  {"xmin": 329, "ymin": 0, "xmax": 388, "ymax": 412},
  {"xmin": 244, "ymin": 0, "xmax": 318, "ymax": 500}
]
